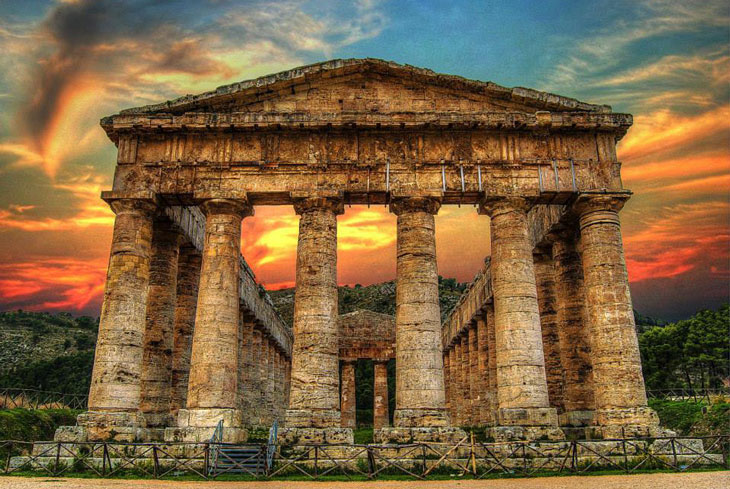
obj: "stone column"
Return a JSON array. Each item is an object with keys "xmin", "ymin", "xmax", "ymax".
[
  {"xmin": 170, "ymin": 246, "xmax": 201, "ymax": 417},
  {"xmin": 443, "ymin": 352, "xmax": 451, "ymax": 413},
  {"xmin": 575, "ymin": 194, "xmax": 660, "ymax": 437},
  {"xmin": 284, "ymin": 355, "xmax": 291, "ymax": 408},
  {"xmin": 340, "ymin": 360, "xmax": 357, "ymax": 429},
  {"xmin": 390, "ymin": 196, "xmax": 450, "ymax": 429},
  {"xmin": 276, "ymin": 350, "xmax": 285, "ymax": 420},
  {"xmin": 476, "ymin": 314, "xmax": 491, "ymax": 425},
  {"xmin": 283, "ymin": 195, "xmax": 350, "ymax": 443},
  {"xmin": 251, "ymin": 328, "xmax": 264, "ymax": 426},
  {"xmin": 480, "ymin": 197, "xmax": 561, "ymax": 440},
  {"xmin": 460, "ymin": 334, "xmax": 472, "ymax": 425},
  {"xmin": 85, "ymin": 198, "xmax": 156, "ymax": 438},
  {"xmin": 373, "ymin": 360, "xmax": 390, "ymax": 429},
  {"xmin": 261, "ymin": 339, "xmax": 272, "ymax": 425},
  {"xmin": 533, "ymin": 250, "xmax": 565, "ymax": 414},
  {"xmin": 140, "ymin": 219, "xmax": 183, "ymax": 427},
  {"xmin": 485, "ymin": 304, "xmax": 498, "ymax": 423},
  {"xmin": 453, "ymin": 339, "xmax": 464, "ymax": 426},
  {"xmin": 468, "ymin": 323, "xmax": 479, "ymax": 426},
  {"xmin": 552, "ymin": 231, "xmax": 595, "ymax": 428},
  {"xmin": 447, "ymin": 347, "xmax": 457, "ymax": 423},
  {"xmin": 178, "ymin": 199, "xmax": 251, "ymax": 442}
]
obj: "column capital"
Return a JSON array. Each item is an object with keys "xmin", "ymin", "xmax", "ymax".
[
  {"xmin": 109, "ymin": 198, "xmax": 158, "ymax": 217},
  {"xmin": 478, "ymin": 196, "xmax": 532, "ymax": 217},
  {"xmin": 292, "ymin": 193, "xmax": 345, "ymax": 216},
  {"xmin": 574, "ymin": 192, "xmax": 630, "ymax": 212},
  {"xmin": 199, "ymin": 198, "xmax": 253, "ymax": 218},
  {"xmin": 574, "ymin": 192, "xmax": 630, "ymax": 231},
  {"xmin": 389, "ymin": 195, "xmax": 441, "ymax": 216}
]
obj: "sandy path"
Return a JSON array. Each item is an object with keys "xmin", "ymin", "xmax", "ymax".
[{"xmin": 0, "ymin": 471, "xmax": 727, "ymax": 489}]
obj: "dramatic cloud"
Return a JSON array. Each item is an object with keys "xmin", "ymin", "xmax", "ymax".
[{"xmin": 0, "ymin": 0, "xmax": 726, "ymax": 321}]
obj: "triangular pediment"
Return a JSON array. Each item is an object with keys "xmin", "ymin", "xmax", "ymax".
[{"xmin": 115, "ymin": 58, "xmax": 612, "ymax": 118}]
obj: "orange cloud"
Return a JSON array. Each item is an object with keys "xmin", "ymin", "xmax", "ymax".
[
  {"xmin": 623, "ymin": 201, "xmax": 729, "ymax": 282},
  {"xmin": 0, "ymin": 257, "xmax": 108, "ymax": 312},
  {"xmin": 618, "ymin": 105, "xmax": 730, "ymax": 162},
  {"xmin": 622, "ymin": 153, "xmax": 730, "ymax": 185}
]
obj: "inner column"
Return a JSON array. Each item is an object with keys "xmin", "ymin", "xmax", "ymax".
[
  {"xmin": 170, "ymin": 246, "xmax": 201, "ymax": 418},
  {"xmin": 373, "ymin": 360, "xmax": 390, "ymax": 429},
  {"xmin": 552, "ymin": 230, "xmax": 596, "ymax": 429},
  {"xmin": 480, "ymin": 197, "xmax": 562, "ymax": 441},
  {"xmin": 175, "ymin": 198, "xmax": 251, "ymax": 442},
  {"xmin": 283, "ymin": 194, "xmax": 351, "ymax": 443},
  {"xmin": 340, "ymin": 360, "xmax": 357, "ymax": 429},
  {"xmin": 140, "ymin": 219, "xmax": 183, "ymax": 429}
]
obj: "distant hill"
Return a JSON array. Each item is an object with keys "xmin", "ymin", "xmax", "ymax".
[
  {"xmin": 0, "ymin": 280, "xmax": 679, "ymax": 400},
  {"xmin": 0, "ymin": 311, "xmax": 98, "ymax": 395},
  {"xmin": 268, "ymin": 276, "xmax": 467, "ymax": 327}
]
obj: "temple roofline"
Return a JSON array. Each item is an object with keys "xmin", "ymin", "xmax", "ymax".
[{"xmin": 109, "ymin": 58, "xmax": 612, "ymax": 119}]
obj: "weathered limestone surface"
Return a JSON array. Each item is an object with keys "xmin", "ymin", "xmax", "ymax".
[
  {"xmin": 481, "ymin": 197, "xmax": 562, "ymax": 440},
  {"xmin": 340, "ymin": 361, "xmax": 357, "ymax": 429},
  {"xmin": 576, "ymin": 194, "xmax": 660, "ymax": 438},
  {"xmin": 460, "ymin": 335, "xmax": 472, "ymax": 424},
  {"xmin": 476, "ymin": 316, "xmax": 491, "ymax": 425},
  {"xmin": 485, "ymin": 305, "xmax": 498, "ymax": 423},
  {"xmin": 88, "ymin": 199, "xmax": 156, "ymax": 419},
  {"xmin": 552, "ymin": 232, "xmax": 595, "ymax": 427},
  {"xmin": 390, "ymin": 196, "xmax": 449, "ymax": 428},
  {"xmin": 178, "ymin": 198, "xmax": 251, "ymax": 442},
  {"xmin": 285, "ymin": 196, "xmax": 344, "ymax": 429},
  {"xmin": 374, "ymin": 361, "xmax": 390, "ymax": 430},
  {"xmin": 338, "ymin": 310, "xmax": 395, "ymax": 361},
  {"xmin": 468, "ymin": 324, "xmax": 479, "ymax": 426},
  {"xmin": 533, "ymin": 251, "xmax": 564, "ymax": 414},
  {"xmin": 140, "ymin": 220, "xmax": 183, "ymax": 427},
  {"xmin": 170, "ymin": 246, "xmax": 200, "ymax": 416},
  {"xmin": 447, "ymin": 348, "xmax": 457, "ymax": 425}
]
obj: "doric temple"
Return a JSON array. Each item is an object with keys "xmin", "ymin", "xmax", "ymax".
[{"xmin": 58, "ymin": 58, "xmax": 665, "ymax": 445}]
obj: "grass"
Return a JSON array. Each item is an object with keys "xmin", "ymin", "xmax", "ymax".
[
  {"xmin": 354, "ymin": 427, "xmax": 373, "ymax": 444},
  {"xmin": 648, "ymin": 397, "xmax": 730, "ymax": 436}
]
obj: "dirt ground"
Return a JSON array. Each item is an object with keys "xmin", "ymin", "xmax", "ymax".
[{"xmin": 0, "ymin": 471, "xmax": 728, "ymax": 489}]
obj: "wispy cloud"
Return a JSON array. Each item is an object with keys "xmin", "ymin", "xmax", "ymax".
[{"xmin": 2, "ymin": 0, "xmax": 388, "ymax": 178}]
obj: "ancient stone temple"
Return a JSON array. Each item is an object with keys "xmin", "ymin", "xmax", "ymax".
[{"xmin": 59, "ymin": 58, "xmax": 663, "ymax": 445}]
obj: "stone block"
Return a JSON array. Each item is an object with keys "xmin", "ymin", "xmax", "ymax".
[
  {"xmin": 278, "ymin": 427, "xmax": 354, "ymax": 445},
  {"xmin": 496, "ymin": 407, "xmax": 559, "ymax": 427},
  {"xmin": 373, "ymin": 426, "xmax": 467, "ymax": 444}
]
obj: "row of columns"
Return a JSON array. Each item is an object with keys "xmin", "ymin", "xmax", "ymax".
[
  {"xmin": 443, "ymin": 194, "xmax": 656, "ymax": 437},
  {"xmin": 88, "ymin": 198, "xmax": 291, "ymax": 439},
  {"xmin": 340, "ymin": 360, "xmax": 390, "ymax": 430},
  {"xmin": 285, "ymin": 194, "xmax": 451, "ymax": 432},
  {"xmin": 89, "ymin": 190, "xmax": 654, "ymax": 440}
]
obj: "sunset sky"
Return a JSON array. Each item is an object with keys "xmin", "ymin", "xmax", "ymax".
[{"xmin": 0, "ymin": 0, "xmax": 727, "ymax": 321}]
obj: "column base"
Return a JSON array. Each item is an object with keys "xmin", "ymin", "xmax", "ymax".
[
  {"xmin": 496, "ymin": 407, "xmax": 560, "ymax": 426},
  {"xmin": 285, "ymin": 409, "xmax": 341, "ymax": 428},
  {"xmin": 374, "ymin": 426, "xmax": 467, "ymax": 444},
  {"xmin": 278, "ymin": 427, "xmax": 354, "ymax": 445},
  {"xmin": 393, "ymin": 408, "xmax": 451, "ymax": 428},
  {"xmin": 490, "ymin": 407, "xmax": 564, "ymax": 441},
  {"xmin": 559, "ymin": 410, "xmax": 595, "ymax": 427},
  {"xmin": 68, "ymin": 411, "xmax": 153, "ymax": 442},
  {"xmin": 590, "ymin": 407, "xmax": 670, "ymax": 439},
  {"xmin": 164, "ymin": 408, "xmax": 248, "ymax": 443}
]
